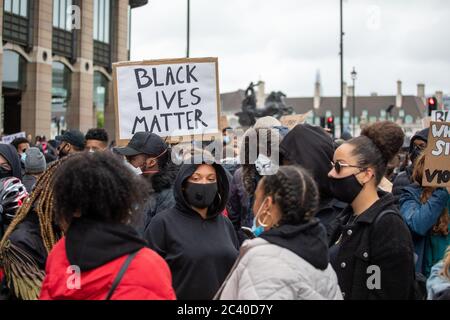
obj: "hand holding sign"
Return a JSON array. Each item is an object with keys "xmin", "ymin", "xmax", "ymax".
[{"xmin": 113, "ymin": 58, "xmax": 221, "ymax": 144}]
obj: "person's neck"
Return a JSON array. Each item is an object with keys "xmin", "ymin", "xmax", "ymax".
[
  {"xmin": 351, "ymin": 187, "xmax": 380, "ymax": 216},
  {"xmin": 193, "ymin": 207, "xmax": 208, "ymax": 219}
]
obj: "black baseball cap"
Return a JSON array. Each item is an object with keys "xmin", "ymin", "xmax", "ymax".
[
  {"xmin": 55, "ymin": 129, "xmax": 86, "ymax": 150},
  {"xmin": 114, "ymin": 132, "xmax": 168, "ymax": 157}
]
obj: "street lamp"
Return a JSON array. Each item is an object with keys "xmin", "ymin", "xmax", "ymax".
[
  {"xmin": 186, "ymin": 0, "xmax": 190, "ymax": 58},
  {"xmin": 351, "ymin": 67, "xmax": 357, "ymax": 136}
]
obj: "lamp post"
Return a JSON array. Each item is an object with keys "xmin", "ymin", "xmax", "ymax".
[
  {"xmin": 351, "ymin": 67, "xmax": 357, "ymax": 136},
  {"xmin": 339, "ymin": 0, "xmax": 344, "ymax": 137},
  {"xmin": 186, "ymin": 0, "xmax": 190, "ymax": 58}
]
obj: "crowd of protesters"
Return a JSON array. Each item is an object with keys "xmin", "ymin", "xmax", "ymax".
[{"xmin": 0, "ymin": 119, "xmax": 448, "ymax": 300}]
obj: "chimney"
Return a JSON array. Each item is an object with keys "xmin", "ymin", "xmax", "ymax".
[
  {"xmin": 314, "ymin": 79, "xmax": 321, "ymax": 109},
  {"xmin": 417, "ymin": 83, "xmax": 425, "ymax": 105},
  {"xmin": 435, "ymin": 91, "xmax": 443, "ymax": 109},
  {"xmin": 256, "ymin": 81, "xmax": 266, "ymax": 109},
  {"xmin": 343, "ymin": 82, "xmax": 347, "ymax": 109},
  {"xmin": 347, "ymin": 85, "xmax": 354, "ymax": 97},
  {"xmin": 396, "ymin": 80, "xmax": 402, "ymax": 108}
]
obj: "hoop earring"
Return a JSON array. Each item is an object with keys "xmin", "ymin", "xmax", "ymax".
[{"xmin": 258, "ymin": 212, "xmax": 272, "ymax": 228}]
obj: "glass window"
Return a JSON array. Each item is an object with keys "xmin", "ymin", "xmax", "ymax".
[
  {"xmin": 4, "ymin": 0, "xmax": 28, "ymax": 17},
  {"xmin": 94, "ymin": 0, "xmax": 111, "ymax": 44},
  {"xmin": 93, "ymin": 71, "xmax": 109, "ymax": 128},
  {"xmin": 19, "ymin": 0, "xmax": 27, "ymax": 17},
  {"xmin": 93, "ymin": 0, "xmax": 99, "ymax": 40},
  {"xmin": 405, "ymin": 115, "xmax": 413, "ymax": 124},
  {"xmin": 12, "ymin": 0, "xmax": 19, "ymax": 14},
  {"xmin": 53, "ymin": 0, "xmax": 72, "ymax": 31},
  {"xmin": 52, "ymin": 62, "xmax": 72, "ymax": 136},
  {"xmin": 2, "ymin": 50, "xmax": 27, "ymax": 90},
  {"xmin": 4, "ymin": 0, "xmax": 12, "ymax": 12}
]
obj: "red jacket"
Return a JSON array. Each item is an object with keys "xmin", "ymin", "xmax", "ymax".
[{"xmin": 39, "ymin": 238, "xmax": 176, "ymax": 300}]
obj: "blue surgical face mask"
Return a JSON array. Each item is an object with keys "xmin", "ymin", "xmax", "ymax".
[
  {"xmin": 251, "ymin": 217, "xmax": 265, "ymax": 237},
  {"xmin": 223, "ymin": 136, "xmax": 231, "ymax": 145},
  {"xmin": 21, "ymin": 153, "xmax": 27, "ymax": 162}
]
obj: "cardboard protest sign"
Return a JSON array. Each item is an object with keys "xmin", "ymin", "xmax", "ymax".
[
  {"xmin": 280, "ymin": 111, "xmax": 311, "ymax": 129},
  {"xmin": 422, "ymin": 121, "xmax": 450, "ymax": 187},
  {"xmin": 1, "ymin": 132, "xmax": 26, "ymax": 144},
  {"xmin": 431, "ymin": 110, "xmax": 450, "ymax": 122},
  {"xmin": 113, "ymin": 57, "xmax": 221, "ymax": 144},
  {"xmin": 219, "ymin": 115, "xmax": 229, "ymax": 130}
]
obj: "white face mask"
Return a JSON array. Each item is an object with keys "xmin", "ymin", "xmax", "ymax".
[
  {"xmin": 255, "ymin": 154, "xmax": 278, "ymax": 176},
  {"xmin": 123, "ymin": 159, "xmax": 143, "ymax": 175}
]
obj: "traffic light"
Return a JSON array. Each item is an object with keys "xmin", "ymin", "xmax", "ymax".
[
  {"xmin": 326, "ymin": 116, "xmax": 335, "ymax": 137},
  {"xmin": 428, "ymin": 97, "xmax": 437, "ymax": 116}
]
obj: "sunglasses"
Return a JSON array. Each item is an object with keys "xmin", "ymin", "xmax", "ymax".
[{"xmin": 331, "ymin": 161, "xmax": 367, "ymax": 174}]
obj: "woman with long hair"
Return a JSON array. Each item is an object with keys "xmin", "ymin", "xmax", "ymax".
[{"xmin": 400, "ymin": 152, "xmax": 449, "ymax": 277}]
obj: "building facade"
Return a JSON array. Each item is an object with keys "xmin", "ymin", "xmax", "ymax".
[
  {"xmin": 221, "ymin": 80, "xmax": 445, "ymax": 138},
  {"xmin": 0, "ymin": 0, "xmax": 148, "ymax": 140}
]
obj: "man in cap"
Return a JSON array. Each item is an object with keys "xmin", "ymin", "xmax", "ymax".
[
  {"xmin": 114, "ymin": 132, "xmax": 169, "ymax": 176},
  {"xmin": 114, "ymin": 132, "xmax": 178, "ymax": 233},
  {"xmin": 55, "ymin": 130, "xmax": 86, "ymax": 159}
]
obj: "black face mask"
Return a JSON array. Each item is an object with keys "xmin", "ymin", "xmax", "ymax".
[
  {"xmin": 184, "ymin": 182, "xmax": 218, "ymax": 209},
  {"xmin": 329, "ymin": 174, "xmax": 363, "ymax": 204},
  {"xmin": 0, "ymin": 167, "xmax": 12, "ymax": 179}
]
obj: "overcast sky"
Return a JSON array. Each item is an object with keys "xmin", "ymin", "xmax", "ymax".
[{"xmin": 130, "ymin": 0, "xmax": 450, "ymax": 98}]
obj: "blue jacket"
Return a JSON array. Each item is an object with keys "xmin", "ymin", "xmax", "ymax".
[{"xmin": 399, "ymin": 184, "xmax": 449, "ymax": 276}]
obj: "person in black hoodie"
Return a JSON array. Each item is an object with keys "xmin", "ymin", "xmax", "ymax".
[
  {"xmin": 327, "ymin": 121, "xmax": 416, "ymax": 300},
  {"xmin": 279, "ymin": 124, "xmax": 346, "ymax": 237},
  {"xmin": 0, "ymin": 144, "xmax": 22, "ymax": 180},
  {"xmin": 392, "ymin": 128, "xmax": 429, "ymax": 199},
  {"xmin": 145, "ymin": 156, "xmax": 239, "ymax": 300}
]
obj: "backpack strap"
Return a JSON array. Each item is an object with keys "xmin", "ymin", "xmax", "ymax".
[
  {"xmin": 373, "ymin": 209, "xmax": 398, "ymax": 226},
  {"xmin": 105, "ymin": 251, "xmax": 139, "ymax": 300}
]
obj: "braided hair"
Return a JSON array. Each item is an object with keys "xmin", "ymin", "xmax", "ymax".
[
  {"xmin": 0, "ymin": 157, "xmax": 69, "ymax": 254},
  {"xmin": 261, "ymin": 165, "xmax": 319, "ymax": 225}
]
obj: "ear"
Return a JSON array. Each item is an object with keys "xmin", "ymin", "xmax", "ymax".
[
  {"xmin": 361, "ymin": 167, "xmax": 376, "ymax": 185},
  {"xmin": 264, "ymin": 195, "xmax": 274, "ymax": 211},
  {"xmin": 146, "ymin": 157, "xmax": 157, "ymax": 168}
]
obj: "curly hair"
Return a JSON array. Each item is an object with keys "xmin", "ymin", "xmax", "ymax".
[
  {"xmin": 260, "ymin": 165, "xmax": 319, "ymax": 225},
  {"xmin": 348, "ymin": 121, "xmax": 404, "ymax": 185},
  {"xmin": 85, "ymin": 128, "xmax": 109, "ymax": 144},
  {"xmin": 10, "ymin": 137, "xmax": 30, "ymax": 151},
  {"xmin": 52, "ymin": 151, "xmax": 149, "ymax": 227}
]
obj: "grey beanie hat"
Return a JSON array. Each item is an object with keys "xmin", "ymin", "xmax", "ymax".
[{"xmin": 25, "ymin": 147, "xmax": 47, "ymax": 174}]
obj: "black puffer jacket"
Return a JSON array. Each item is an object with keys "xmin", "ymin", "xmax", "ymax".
[{"xmin": 328, "ymin": 192, "xmax": 416, "ymax": 300}]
